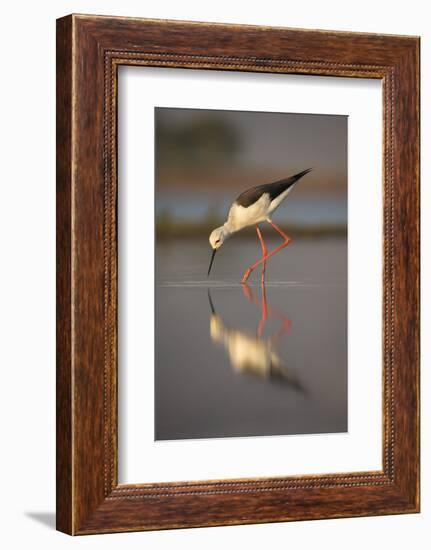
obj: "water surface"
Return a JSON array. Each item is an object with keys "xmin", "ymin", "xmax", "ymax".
[{"xmin": 155, "ymin": 238, "xmax": 347, "ymax": 440}]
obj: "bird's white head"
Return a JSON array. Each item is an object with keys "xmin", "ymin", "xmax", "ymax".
[
  {"xmin": 209, "ymin": 225, "xmax": 228, "ymax": 250},
  {"xmin": 207, "ymin": 225, "xmax": 231, "ymax": 277}
]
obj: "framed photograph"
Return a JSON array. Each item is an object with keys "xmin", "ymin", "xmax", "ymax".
[{"xmin": 56, "ymin": 14, "xmax": 420, "ymax": 535}]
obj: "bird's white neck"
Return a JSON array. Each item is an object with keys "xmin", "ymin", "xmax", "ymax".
[{"xmin": 222, "ymin": 221, "xmax": 235, "ymax": 236}]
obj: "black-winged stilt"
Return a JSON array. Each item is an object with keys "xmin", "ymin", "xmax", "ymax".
[{"xmin": 207, "ymin": 168, "xmax": 312, "ymax": 283}]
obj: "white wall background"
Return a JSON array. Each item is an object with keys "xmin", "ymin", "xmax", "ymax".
[{"xmin": 0, "ymin": 1, "xmax": 427, "ymax": 548}]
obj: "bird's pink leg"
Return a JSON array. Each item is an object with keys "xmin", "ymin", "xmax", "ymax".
[
  {"xmin": 256, "ymin": 226, "xmax": 268, "ymax": 285},
  {"xmin": 241, "ymin": 221, "xmax": 291, "ymax": 283},
  {"xmin": 268, "ymin": 220, "xmax": 291, "ymax": 242},
  {"xmin": 242, "ymin": 225, "xmax": 268, "ymax": 284}
]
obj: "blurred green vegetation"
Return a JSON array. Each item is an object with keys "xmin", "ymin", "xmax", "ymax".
[
  {"xmin": 156, "ymin": 112, "xmax": 241, "ymax": 174},
  {"xmin": 156, "ymin": 215, "xmax": 347, "ymax": 241}
]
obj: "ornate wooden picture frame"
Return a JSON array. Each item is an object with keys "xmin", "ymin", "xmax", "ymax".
[{"xmin": 56, "ymin": 14, "xmax": 420, "ymax": 535}]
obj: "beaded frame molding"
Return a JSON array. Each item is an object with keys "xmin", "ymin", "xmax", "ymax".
[{"xmin": 56, "ymin": 14, "xmax": 420, "ymax": 535}]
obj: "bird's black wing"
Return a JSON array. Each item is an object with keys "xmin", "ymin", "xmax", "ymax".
[
  {"xmin": 234, "ymin": 185, "xmax": 269, "ymax": 208},
  {"xmin": 235, "ymin": 168, "xmax": 312, "ymax": 208}
]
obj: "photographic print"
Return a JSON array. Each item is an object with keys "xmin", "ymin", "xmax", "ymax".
[{"xmin": 155, "ymin": 107, "xmax": 347, "ymax": 441}]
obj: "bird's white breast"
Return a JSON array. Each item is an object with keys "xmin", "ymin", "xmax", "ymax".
[{"xmin": 227, "ymin": 193, "xmax": 271, "ymax": 231}]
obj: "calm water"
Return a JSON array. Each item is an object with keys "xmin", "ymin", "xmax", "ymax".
[{"xmin": 155, "ymin": 237, "xmax": 347, "ymax": 440}]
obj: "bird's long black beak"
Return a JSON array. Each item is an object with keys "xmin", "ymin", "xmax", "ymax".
[{"xmin": 207, "ymin": 248, "xmax": 217, "ymax": 277}]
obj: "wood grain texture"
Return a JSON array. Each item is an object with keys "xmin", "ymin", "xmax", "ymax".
[
  {"xmin": 56, "ymin": 14, "xmax": 420, "ymax": 535},
  {"xmin": 56, "ymin": 16, "xmax": 73, "ymax": 534}
]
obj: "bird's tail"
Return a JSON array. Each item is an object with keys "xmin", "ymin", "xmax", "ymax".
[
  {"xmin": 290, "ymin": 167, "xmax": 313, "ymax": 182},
  {"xmin": 268, "ymin": 168, "xmax": 313, "ymax": 197}
]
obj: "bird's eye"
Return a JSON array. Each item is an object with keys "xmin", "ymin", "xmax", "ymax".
[{"xmin": 215, "ymin": 239, "xmax": 220, "ymax": 244}]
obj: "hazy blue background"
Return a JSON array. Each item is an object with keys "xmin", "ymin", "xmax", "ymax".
[{"xmin": 154, "ymin": 107, "xmax": 347, "ymax": 441}]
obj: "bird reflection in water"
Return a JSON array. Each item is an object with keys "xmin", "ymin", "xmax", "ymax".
[{"xmin": 208, "ymin": 285, "xmax": 303, "ymax": 390}]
